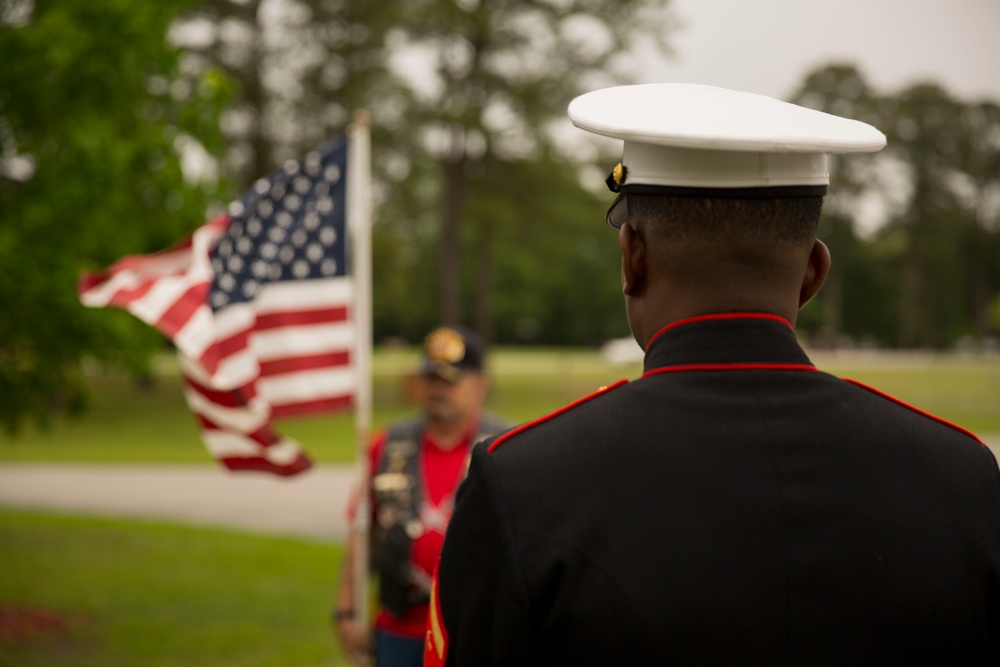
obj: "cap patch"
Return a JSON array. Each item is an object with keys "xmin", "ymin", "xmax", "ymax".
[{"xmin": 425, "ymin": 327, "xmax": 466, "ymax": 365}]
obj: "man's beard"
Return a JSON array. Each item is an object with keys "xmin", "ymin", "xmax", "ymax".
[{"xmin": 425, "ymin": 396, "xmax": 461, "ymax": 424}]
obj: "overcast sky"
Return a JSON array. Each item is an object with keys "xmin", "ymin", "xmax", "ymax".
[{"xmin": 638, "ymin": 0, "xmax": 1000, "ymax": 102}]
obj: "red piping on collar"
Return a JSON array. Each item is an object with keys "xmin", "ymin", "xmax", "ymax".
[
  {"xmin": 642, "ymin": 362, "xmax": 816, "ymax": 378},
  {"xmin": 487, "ymin": 379, "xmax": 629, "ymax": 453},
  {"xmin": 843, "ymin": 378, "xmax": 984, "ymax": 446},
  {"xmin": 644, "ymin": 312, "xmax": 793, "ymax": 353}
]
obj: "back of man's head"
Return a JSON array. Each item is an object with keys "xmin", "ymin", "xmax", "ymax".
[
  {"xmin": 631, "ymin": 193, "xmax": 822, "ymax": 279},
  {"xmin": 622, "ymin": 194, "xmax": 828, "ymax": 327},
  {"xmin": 628, "ymin": 194, "xmax": 823, "ymax": 247}
]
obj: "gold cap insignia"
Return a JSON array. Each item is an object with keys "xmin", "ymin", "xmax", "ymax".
[
  {"xmin": 613, "ymin": 162, "xmax": 626, "ymax": 185},
  {"xmin": 605, "ymin": 162, "xmax": 628, "ymax": 193},
  {"xmin": 424, "ymin": 327, "xmax": 466, "ymax": 365}
]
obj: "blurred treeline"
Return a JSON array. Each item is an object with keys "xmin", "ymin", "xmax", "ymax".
[
  {"xmin": 1, "ymin": 0, "xmax": 998, "ymax": 433},
  {"xmin": 790, "ymin": 67, "xmax": 1000, "ymax": 350}
]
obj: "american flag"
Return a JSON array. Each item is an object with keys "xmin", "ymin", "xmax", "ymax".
[{"xmin": 79, "ymin": 138, "xmax": 355, "ymax": 476}]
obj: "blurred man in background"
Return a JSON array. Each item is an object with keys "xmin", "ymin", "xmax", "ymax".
[{"xmin": 333, "ymin": 325, "xmax": 509, "ymax": 667}]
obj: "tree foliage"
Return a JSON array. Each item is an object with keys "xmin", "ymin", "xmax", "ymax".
[
  {"xmin": 373, "ymin": 0, "xmax": 673, "ymax": 334},
  {"xmin": 171, "ymin": 0, "xmax": 675, "ymax": 342},
  {"xmin": 0, "ymin": 0, "xmax": 229, "ymax": 432},
  {"xmin": 6, "ymin": 3, "xmax": 999, "ymax": 436},
  {"xmin": 169, "ymin": 0, "xmax": 404, "ymax": 188},
  {"xmin": 373, "ymin": 149, "xmax": 630, "ymax": 345},
  {"xmin": 792, "ymin": 64, "xmax": 1000, "ymax": 348}
]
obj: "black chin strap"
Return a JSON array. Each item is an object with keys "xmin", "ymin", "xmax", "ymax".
[{"xmin": 619, "ymin": 184, "xmax": 828, "ymax": 199}]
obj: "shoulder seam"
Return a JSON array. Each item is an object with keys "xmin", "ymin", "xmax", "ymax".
[
  {"xmin": 842, "ymin": 378, "xmax": 983, "ymax": 446},
  {"xmin": 487, "ymin": 379, "xmax": 629, "ymax": 453}
]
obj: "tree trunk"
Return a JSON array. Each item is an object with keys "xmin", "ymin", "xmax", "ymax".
[
  {"xmin": 899, "ymin": 182, "xmax": 933, "ymax": 348},
  {"xmin": 439, "ymin": 124, "xmax": 465, "ymax": 325},
  {"xmin": 474, "ymin": 217, "xmax": 494, "ymax": 345},
  {"xmin": 972, "ymin": 263, "xmax": 990, "ymax": 339},
  {"xmin": 898, "ymin": 244, "xmax": 924, "ymax": 348},
  {"xmin": 249, "ymin": 1, "xmax": 270, "ymax": 184}
]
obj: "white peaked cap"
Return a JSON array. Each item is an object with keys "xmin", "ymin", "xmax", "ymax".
[{"xmin": 568, "ymin": 84, "xmax": 886, "ymax": 227}]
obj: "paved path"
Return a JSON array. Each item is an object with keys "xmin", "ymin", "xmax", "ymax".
[
  {"xmin": 0, "ymin": 463, "xmax": 358, "ymax": 542},
  {"xmin": 1, "ymin": 436, "xmax": 997, "ymax": 543}
]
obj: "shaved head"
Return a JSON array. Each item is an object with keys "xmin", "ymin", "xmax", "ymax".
[
  {"xmin": 617, "ymin": 194, "xmax": 830, "ymax": 344},
  {"xmin": 627, "ymin": 194, "xmax": 824, "ymax": 246},
  {"xmin": 627, "ymin": 194, "xmax": 823, "ymax": 285}
]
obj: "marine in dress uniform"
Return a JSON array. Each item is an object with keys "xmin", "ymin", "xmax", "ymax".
[{"xmin": 424, "ymin": 84, "xmax": 1000, "ymax": 666}]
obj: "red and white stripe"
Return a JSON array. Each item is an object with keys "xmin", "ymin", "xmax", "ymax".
[{"xmin": 78, "ymin": 214, "xmax": 355, "ymax": 476}]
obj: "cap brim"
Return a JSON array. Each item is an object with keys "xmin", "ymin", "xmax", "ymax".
[
  {"xmin": 606, "ymin": 193, "xmax": 628, "ymax": 229},
  {"xmin": 421, "ymin": 361, "xmax": 463, "ymax": 382}
]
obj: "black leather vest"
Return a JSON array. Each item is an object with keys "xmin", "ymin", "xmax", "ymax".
[{"xmin": 371, "ymin": 414, "xmax": 510, "ymax": 617}]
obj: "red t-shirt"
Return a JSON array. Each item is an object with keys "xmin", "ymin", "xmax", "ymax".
[{"xmin": 349, "ymin": 422, "xmax": 475, "ymax": 639}]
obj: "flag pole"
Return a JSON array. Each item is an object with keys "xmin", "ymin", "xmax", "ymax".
[{"xmin": 348, "ymin": 110, "xmax": 373, "ymax": 636}]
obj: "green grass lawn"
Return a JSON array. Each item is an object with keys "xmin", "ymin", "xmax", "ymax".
[
  {"xmin": 0, "ymin": 346, "xmax": 998, "ymax": 465},
  {"xmin": 0, "ymin": 509, "xmax": 349, "ymax": 667},
  {"xmin": 811, "ymin": 350, "xmax": 1000, "ymax": 435},
  {"xmin": 0, "ymin": 348, "xmax": 997, "ymax": 666}
]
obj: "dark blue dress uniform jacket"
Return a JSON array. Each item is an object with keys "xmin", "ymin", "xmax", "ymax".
[{"xmin": 432, "ymin": 313, "xmax": 1000, "ymax": 666}]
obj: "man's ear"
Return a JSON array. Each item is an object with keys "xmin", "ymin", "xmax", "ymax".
[
  {"xmin": 619, "ymin": 222, "xmax": 647, "ymax": 297},
  {"xmin": 799, "ymin": 239, "xmax": 831, "ymax": 308},
  {"xmin": 473, "ymin": 373, "xmax": 490, "ymax": 402}
]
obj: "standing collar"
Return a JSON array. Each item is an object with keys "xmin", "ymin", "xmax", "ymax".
[{"xmin": 642, "ymin": 313, "xmax": 814, "ymax": 375}]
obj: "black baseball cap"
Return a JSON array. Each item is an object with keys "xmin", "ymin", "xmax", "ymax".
[{"xmin": 420, "ymin": 325, "xmax": 485, "ymax": 381}]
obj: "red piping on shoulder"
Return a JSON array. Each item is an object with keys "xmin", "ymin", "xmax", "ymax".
[
  {"xmin": 642, "ymin": 362, "xmax": 816, "ymax": 378},
  {"xmin": 645, "ymin": 312, "xmax": 793, "ymax": 353},
  {"xmin": 424, "ymin": 562, "xmax": 449, "ymax": 667},
  {"xmin": 843, "ymin": 378, "xmax": 984, "ymax": 446},
  {"xmin": 487, "ymin": 379, "xmax": 629, "ymax": 453}
]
